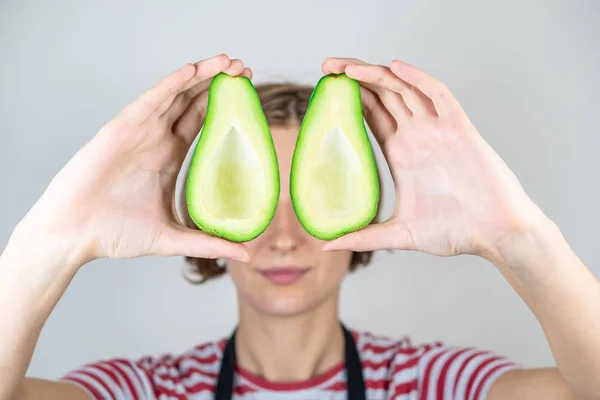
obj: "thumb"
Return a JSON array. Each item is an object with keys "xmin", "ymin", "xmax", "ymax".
[
  {"xmin": 322, "ymin": 220, "xmax": 415, "ymax": 252},
  {"xmin": 156, "ymin": 226, "xmax": 249, "ymax": 261}
]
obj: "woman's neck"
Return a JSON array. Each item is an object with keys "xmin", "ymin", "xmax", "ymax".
[{"xmin": 235, "ymin": 296, "xmax": 344, "ymax": 383}]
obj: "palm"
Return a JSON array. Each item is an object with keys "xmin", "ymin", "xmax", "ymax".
[{"xmin": 322, "ymin": 58, "xmax": 544, "ymax": 257}]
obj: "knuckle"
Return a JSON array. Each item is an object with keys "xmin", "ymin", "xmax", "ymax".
[{"xmin": 436, "ymin": 82, "xmax": 451, "ymax": 97}]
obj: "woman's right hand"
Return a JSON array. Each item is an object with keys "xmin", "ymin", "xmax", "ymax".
[{"xmin": 12, "ymin": 54, "xmax": 250, "ymax": 271}]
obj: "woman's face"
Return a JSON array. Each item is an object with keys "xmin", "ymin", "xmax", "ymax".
[{"xmin": 226, "ymin": 125, "xmax": 353, "ymax": 317}]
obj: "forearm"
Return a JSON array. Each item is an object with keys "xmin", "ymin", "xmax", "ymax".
[
  {"xmin": 0, "ymin": 224, "xmax": 82, "ymax": 400},
  {"xmin": 491, "ymin": 218, "xmax": 600, "ymax": 399}
]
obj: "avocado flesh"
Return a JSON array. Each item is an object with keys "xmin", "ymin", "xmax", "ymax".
[
  {"xmin": 290, "ymin": 74, "xmax": 379, "ymax": 240},
  {"xmin": 186, "ymin": 73, "xmax": 279, "ymax": 242}
]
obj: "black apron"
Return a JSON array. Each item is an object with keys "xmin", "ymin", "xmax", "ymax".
[{"xmin": 214, "ymin": 324, "xmax": 367, "ymax": 400}]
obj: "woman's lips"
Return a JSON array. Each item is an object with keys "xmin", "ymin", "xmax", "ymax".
[{"xmin": 257, "ymin": 267, "xmax": 310, "ymax": 285}]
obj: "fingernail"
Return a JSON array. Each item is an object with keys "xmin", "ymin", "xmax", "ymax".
[{"xmin": 322, "ymin": 243, "xmax": 337, "ymax": 251}]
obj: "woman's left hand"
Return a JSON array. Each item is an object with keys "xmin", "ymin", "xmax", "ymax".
[{"xmin": 321, "ymin": 57, "xmax": 550, "ymax": 260}]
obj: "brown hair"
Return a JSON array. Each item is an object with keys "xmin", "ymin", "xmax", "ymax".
[{"xmin": 180, "ymin": 82, "xmax": 382, "ymax": 283}]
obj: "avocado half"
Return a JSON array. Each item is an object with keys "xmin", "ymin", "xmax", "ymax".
[
  {"xmin": 290, "ymin": 73, "xmax": 380, "ymax": 240},
  {"xmin": 185, "ymin": 73, "xmax": 280, "ymax": 242}
]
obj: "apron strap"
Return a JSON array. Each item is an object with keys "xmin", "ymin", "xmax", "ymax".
[
  {"xmin": 342, "ymin": 324, "xmax": 367, "ymax": 400},
  {"xmin": 214, "ymin": 328, "xmax": 237, "ymax": 400},
  {"xmin": 214, "ymin": 323, "xmax": 366, "ymax": 400}
]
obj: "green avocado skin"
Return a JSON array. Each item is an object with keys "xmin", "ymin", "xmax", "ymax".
[
  {"xmin": 185, "ymin": 72, "xmax": 280, "ymax": 243},
  {"xmin": 290, "ymin": 73, "xmax": 380, "ymax": 241}
]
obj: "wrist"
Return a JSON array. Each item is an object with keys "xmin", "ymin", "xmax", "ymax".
[
  {"xmin": 3, "ymin": 217, "xmax": 91, "ymax": 280},
  {"xmin": 482, "ymin": 215, "xmax": 565, "ymax": 271}
]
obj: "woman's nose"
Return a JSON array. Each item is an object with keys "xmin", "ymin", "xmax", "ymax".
[{"xmin": 268, "ymin": 200, "xmax": 304, "ymax": 253}]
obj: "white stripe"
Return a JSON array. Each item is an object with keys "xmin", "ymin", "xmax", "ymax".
[
  {"xmin": 363, "ymin": 365, "xmax": 391, "ymax": 381},
  {"xmin": 66, "ymin": 371, "xmax": 115, "ymax": 399},
  {"xmin": 471, "ymin": 360, "xmax": 524, "ymax": 399},
  {"xmin": 443, "ymin": 348, "xmax": 479, "ymax": 400},
  {"xmin": 360, "ymin": 347, "xmax": 400, "ymax": 364},
  {"xmin": 154, "ymin": 364, "xmax": 180, "ymax": 378},
  {"xmin": 362, "ymin": 332, "xmax": 397, "ymax": 348},
  {"xmin": 236, "ymin": 373, "xmax": 264, "ymax": 391},
  {"xmin": 454, "ymin": 352, "xmax": 494, "ymax": 399},
  {"xmin": 152, "ymin": 372, "xmax": 187, "ymax": 394},
  {"xmin": 467, "ymin": 358, "xmax": 507, "ymax": 400},
  {"xmin": 388, "ymin": 363, "xmax": 419, "ymax": 392},
  {"xmin": 179, "ymin": 357, "xmax": 221, "ymax": 374},
  {"xmin": 422, "ymin": 347, "xmax": 457, "ymax": 400},
  {"xmin": 84, "ymin": 365, "xmax": 128, "ymax": 400},
  {"xmin": 182, "ymin": 370, "xmax": 216, "ymax": 387},
  {"xmin": 475, "ymin": 364, "xmax": 521, "ymax": 400},
  {"xmin": 314, "ymin": 369, "xmax": 345, "ymax": 390},
  {"xmin": 364, "ymin": 362, "xmax": 417, "ymax": 382},
  {"xmin": 116, "ymin": 360, "xmax": 154, "ymax": 400},
  {"xmin": 186, "ymin": 343, "xmax": 221, "ymax": 359},
  {"xmin": 367, "ymin": 388, "xmax": 389, "ymax": 399},
  {"xmin": 100, "ymin": 362, "xmax": 135, "ymax": 400},
  {"xmin": 188, "ymin": 393, "xmax": 216, "ymax": 400},
  {"xmin": 158, "ymin": 394, "xmax": 181, "ymax": 400},
  {"xmin": 384, "ymin": 387, "xmax": 420, "ymax": 400}
]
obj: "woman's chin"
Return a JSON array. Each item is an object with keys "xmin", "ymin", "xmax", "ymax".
[{"xmin": 241, "ymin": 284, "xmax": 331, "ymax": 318}]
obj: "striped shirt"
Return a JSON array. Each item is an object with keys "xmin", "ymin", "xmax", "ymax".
[{"xmin": 61, "ymin": 330, "xmax": 520, "ymax": 399}]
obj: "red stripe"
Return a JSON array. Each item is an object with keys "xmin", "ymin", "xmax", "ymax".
[
  {"xmin": 393, "ymin": 379, "xmax": 418, "ymax": 397},
  {"xmin": 111, "ymin": 361, "xmax": 141, "ymax": 400},
  {"xmin": 323, "ymin": 381, "xmax": 346, "ymax": 391},
  {"xmin": 452, "ymin": 351, "xmax": 487, "ymax": 398},
  {"xmin": 132, "ymin": 359, "xmax": 156, "ymax": 396},
  {"xmin": 152, "ymin": 380, "xmax": 188, "ymax": 399},
  {"xmin": 361, "ymin": 341, "xmax": 418, "ymax": 356},
  {"xmin": 77, "ymin": 369, "xmax": 117, "ymax": 399},
  {"xmin": 436, "ymin": 348, "xmax": 471, "ymax": 400},
  {"xmin": 472, "ymin": 362, "xmax": 514, "ymax": 399},
  {"xmin": 150, "ymin": 367, "xmax": 217, "ymax": 391},
  {"xmin": 177, "ymin": 365, "xmax": 219, "ymax": 379},
  {"xmin": 389, "ymin": 353, "xmax": 422, "ymax": 377},
  {"xmin": 92, "ymin": 363, "xmax": 122, "ymax": 389},
  {"xmin": 465, "ymin": 356, "xmax": 502, "ymax": 400},
  {"xmin": 366, "ymin": 379, "xmax": 389, "ymax": 390},
  {"xmin": 183, "ymin": 381, "xmax": 217, "ymax": 395},
  {"xmin": 421, "ymin": 348, "xmax": 447, "ymax": 398},
  {"xmin": 63, "ymin": 376, "xmax": 108, "ymax": 400},
  {"xmin": 234, "ymin": 385, "xmax": 258, "ymax": 395},
  {"xmin": 186, "ymin": 353, "xmax": 220, "ymax": 365},
  {"xmin": 361, "ymin": 358, "xmax": 395, "ymax": 371}
]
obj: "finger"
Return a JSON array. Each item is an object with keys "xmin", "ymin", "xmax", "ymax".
[
  {"xmin": 322, "ymin": 57, "xmax": 367, "ymax": 75},
  {"xmin": 345, "ymin": 64, "xmax": 412, "ymax": 122},
  {"xmin": 156, "ymin": 54, "xmax": 231, "ymax": 118},
  {"xmin": 157, "ymin": 226, "xmax": 250, "ymax": 261},
  {"xmin": 172, "ymin": 90, "xmax": 209, "ymax": 144},
  {"xmin": 359, "ymin": 86, "xmax": 396, "ymax": 146},
  {"xmin": 322, "ymin": 57, "xmax": 407, "ymax": 126},
  {"xmin": 123, "ymin": 63, "xmax": 197, "ymax": 123},
  {"xmin": 179, "ymin": 57, "xmax": 244, "ymax": 102},
  {"xmin": 160, "ymin": 79, "xmax": 210, "ymax": 124},
  {"xmin": 322, "ymin": 221, "xmax": 415, "ymax": 252},
  {"xmin": 241, "ymin": 67, "xmax": 253, "ymax": 79},
  {"xmin": 346, "ymin": 64, "xmax": 435, "ymax": 118},
  {"xmin": 390, "ymin": 60, "xmax": 463, "ymax": 118},
  {"xmin": 223, "ymin": 58, "xmax": 244, "ymax": 76}
]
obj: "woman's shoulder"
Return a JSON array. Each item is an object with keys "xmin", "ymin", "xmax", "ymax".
[{"xmin": 353, "ymin": 329, "xmax": 521, "ymax": 399}]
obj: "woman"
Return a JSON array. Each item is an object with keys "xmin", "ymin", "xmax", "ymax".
[{"xmin": 0, "ymin": 54, "xmax": 598, "ymax": 400}]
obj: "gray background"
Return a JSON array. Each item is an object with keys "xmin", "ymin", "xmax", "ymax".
[{"xmin": 1, "ymin": 0, "xmax": 599, "ymax": 379}]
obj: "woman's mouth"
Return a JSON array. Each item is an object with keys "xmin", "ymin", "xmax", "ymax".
[{"xmin": 257, "ymin": 266, "xmax": 310, "ymax": 285}]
